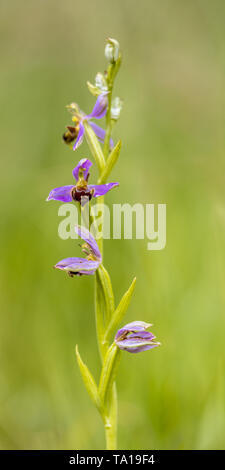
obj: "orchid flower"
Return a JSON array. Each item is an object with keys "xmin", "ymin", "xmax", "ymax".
[
  {"xmin": 115, "ymin": 321, "xmax": 160, "ymax": 353},
  {"xmin": 47, "ymin": 158, "xmax": 119, "ymax": 203},
  {"xmin": 54, "ymin": 226, "xmax": 101, "ymax": 277},
  {"xmin": 63, "ymin": 93, "xmax": 113, "ymax": 151}
]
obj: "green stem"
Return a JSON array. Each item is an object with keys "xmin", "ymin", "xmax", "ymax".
[
  {"xmin": 96, "ymin": 195, "xmax": 104, "ymax": 258},
  {"xmin": 90, "ymin": 61, "xmax": 119, "ymax": 450},
  {"xmin": 104, "ymin": 382, "xmax": 117, "ymax": 450},
  {"xmin": 107, "ymin": 383, "xmax": 118, "ymax": 449},
  {"xmin": 102, "ymin": 70, "xmax": 119, "ymax": 450}
]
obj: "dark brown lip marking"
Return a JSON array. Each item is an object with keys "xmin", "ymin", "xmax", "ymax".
[
  {"xmin": 62, "ymin": 125, "xmax": 79, "ymax": 144},
  {"xmin": 71, "ymin": 186, "xmax": 94, "ymax": 203},
  {"xmin": 68, "ymin": 271, "xmax": 82, "ymax": 277}
]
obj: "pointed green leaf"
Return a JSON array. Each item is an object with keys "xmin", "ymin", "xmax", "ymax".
[
  {"xmin": 98, "ymin": 344, "xmax": 121, "ymax": 406},
  {"xmin": 75, "ymin": 345, "xmax": 103, "ymax": 413},
  {"xmin": 98, "ymin": 140, "xmax": 121, "ymax": 184},
  {"xmin": 95, "ymin": 273, "xmax": 108, "ymax": 360},
  {"xmin": 97, "ymin": 264, "xmax": 115, "ymax": 325},
  {"xmin": 104, "ymin": 277, "xmax": 137, "ymax": 342}
]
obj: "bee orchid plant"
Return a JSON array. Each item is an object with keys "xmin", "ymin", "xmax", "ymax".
[{"xmin": 47, "ymin": 38, "xmax": 160, "ymax": 450}]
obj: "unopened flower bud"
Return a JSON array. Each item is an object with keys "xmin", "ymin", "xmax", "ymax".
[
  {"xmin": 87, "ymin": 73, "xmax": 108, "ymax": 97},
  {"xmin": 66, "ymin": 102, "xmax": 80, "ymax": 114},
  {"xmin": 95, "ymin": 73, "xmax": 108, "ymax": 92},
  {"xmin": 111, "ymin": 97, "xmax": 123, "ymax": 121},
  {"xmin": 105, "ymin": 38, "xmax": 120, "ymax": 63}
]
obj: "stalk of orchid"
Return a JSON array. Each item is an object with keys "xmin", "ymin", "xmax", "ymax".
[{"xmin": 47, "ymin": 38, "xmax": 160, "ymax": 450}]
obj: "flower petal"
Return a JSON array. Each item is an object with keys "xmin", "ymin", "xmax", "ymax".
[
  {"xmin": 55, "ymin": 257, "xmax": 99, "ymax": 275},
  {"xmin": 73, "ymin": 121, "xmax": 85, "ymax": 150},
  {"xmin": 115, "ymin": 328, "xmax": 155, "ymax": 343},
  {"xmin": 115, "ymin": 336, "xmax": 159, "ymax": 353},
  {"xmin": 88, "ymin": 182, "xmax": 119, "ymax": 198},
  {"xmin": 89, "ymin": 122, "xmax": 114, "ymax": 149},
  {"xmin": 72, "ymin": 158, "xmax": 92, "ymax": 181},
  {"xmin": 116, "ymin": 321, "xmax": 152, "ymax": 337},
  {"xmin": 47, "ymin": 185, "xmax": 73, "ymax": 202},
  {"xmin": 75, "ymin": 225, "xmax": 102, "ymax": 261},
  {"xmin": 86, "ymin": 93, "xmax": 108, "ymax": 120},
  {"xmin": 55, "ymin": 257, "xmax": 87, "ymax": 269}
]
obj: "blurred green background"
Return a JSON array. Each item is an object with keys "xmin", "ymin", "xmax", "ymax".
[{"xmin": 1, "ymin": 0, "xmax": 225, "ymax": 450}]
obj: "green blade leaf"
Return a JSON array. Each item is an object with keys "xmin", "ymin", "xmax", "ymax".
[
  {"xmin": 104, "ymin": 277, "xmax": 137, "ymax": 342},
  {"xmin": 98, "ymin": 344, "xmax": 121, "ymax": 406},
  {"xmin": 75, "ymin": 345, "xmax": 103, "ymax": 413},
  {"xmin": 98, "ymin": 140, "xmax": 121, "ymax": 184},
  {"xmin": 97, "ymin": 264, "xmax": 115, "ymax": 325},
  {"xmin": 95, "ymin": 272, "xmax": 108, "ymax": 360}
]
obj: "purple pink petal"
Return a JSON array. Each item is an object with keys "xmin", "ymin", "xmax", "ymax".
[
  {"xmin": 72, "ymin": 158, "xmax": 92, "ymax": 181},
  {"xmin": 73, "ymin": 121, "xmax": 85, "ymax": 151},
  {"xmin": 55, "ymin": 257, "xmax": 100, "ymax": 275},
  {"xmin": 47, "ymin": 185, "xmax": 73, "ymax": 202},
  {"xmin": 86, "ymin": 93, "xmax": 108, "ymax": 120},
  {"xmin": 75, "ymin": 225, "xmax": 102, "ymax": 261},
  {"xmin": 88, "ymin": 182, "xmax": 119, "ymax": 198}
]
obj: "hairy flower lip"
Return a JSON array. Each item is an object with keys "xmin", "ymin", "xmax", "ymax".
[
  {"xmin": 70, "ymin": 186, "xmax": 94, "ymax": 203},
  {"xmin": 62, "ymin": 125, "xmax": 79, "ymax": 144}
]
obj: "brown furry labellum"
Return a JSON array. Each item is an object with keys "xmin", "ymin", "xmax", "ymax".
[
  {"xmin": 71, "ymin": 186, "xmax": 94, "ymax": 203},
  {"xmin": 62, "ymin": 125, "xmax": 79, "ymax": 144}
]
